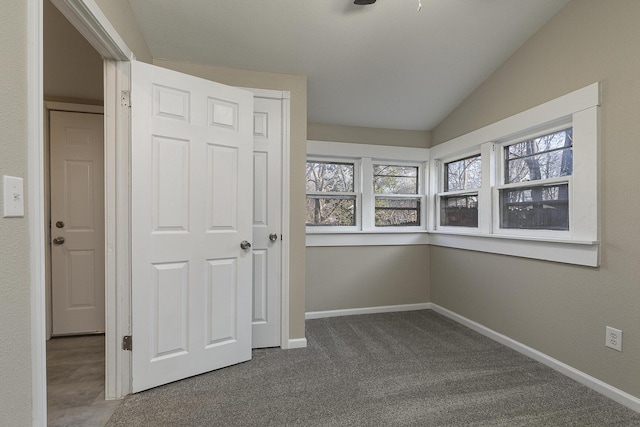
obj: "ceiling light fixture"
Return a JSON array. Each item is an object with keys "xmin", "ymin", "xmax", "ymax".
[{"xmin": 354, "ymin": 0, "xmax": 376, "ymax": 4}]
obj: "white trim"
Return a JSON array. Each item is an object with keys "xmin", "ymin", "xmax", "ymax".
[
  {"xmin": 287, "ymin": 338, "xmax": 308, "ymax": 349},
  {"xmin": 306, "ymin": 303, "xmax": 432, "ymax": 320},
  {"xmin": 50, "ymin": 0, "xmax": 133, "ymax": 61},
  {"xmin": 44, "ymin": 101, "xmax": 103, "ymax": 114},
  {"xmin": 307, "ymin": 232, "xmax": 429, "ymax": 247},
  {"xmin": 280, "ymin": 95, "xmax": 292, "ymax": 349},
  {"xmin": 430, "ymin": 304, "xmax": 640, "ymax": 413},
  {"xmin": 29, "ymin": 0, "xmax": 47, "ymax": 424}
]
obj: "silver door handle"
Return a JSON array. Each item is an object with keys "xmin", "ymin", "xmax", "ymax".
[
  {"xmin": 269, "ymin": 233, "xmax": 278, "ymax": 242},
  {"xmin": 240, "ymin": 240, "xmax": 252, "ymax": 250},
  {"xmin": 52, "ymin": 236, "xmax": 65, "ymax": 245}
]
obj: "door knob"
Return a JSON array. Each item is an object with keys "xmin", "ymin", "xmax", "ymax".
[
  {"xmin": 55, "ymin": 221, "xmax": 64, "ymax": 228},
  {"xmin": 52, "ymin": 236, "xmax": 65, "ymax": 245},
  {"xmin": 269, "ymin": 233, "xmax": 278, "ymax": 242},
  {"xmin": 240, "ymin": 240, "xmax": 252, "ymax": 250}
]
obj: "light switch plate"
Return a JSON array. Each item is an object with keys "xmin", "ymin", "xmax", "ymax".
[{"xmin": 3, "ymin": 175, "xmax": 24, "ymax": 218}]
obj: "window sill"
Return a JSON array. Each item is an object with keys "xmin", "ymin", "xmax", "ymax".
[
  {"xmin": 305, "ymin": 229, "xmax": 599, "ymax": 266},
  {"xmin": 428, "ymin": 231, "xmax": 599, "ymax": 267},
  {"xmin": 306, "ymin": 231, "xmax": 430, "ymax": 247}
]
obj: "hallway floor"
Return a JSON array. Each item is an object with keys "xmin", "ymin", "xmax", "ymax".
[{"xmin": 47, "ymin": 335, "xmax": 122, "ymax": 426}]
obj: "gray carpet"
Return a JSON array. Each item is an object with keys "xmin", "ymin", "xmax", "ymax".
[{"xmin": 106, "ymin": 311, "xmax": 640, "ymax": 426}]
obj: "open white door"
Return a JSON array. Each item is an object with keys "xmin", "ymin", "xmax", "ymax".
[{"xmin": 130, "ymin": 61, "xmax": 254, "ymax": 392}]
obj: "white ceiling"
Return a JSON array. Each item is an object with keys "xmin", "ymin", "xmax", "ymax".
[{"xmin": 127, "ymin": 0, "xmax": 569, "ymax": 131}]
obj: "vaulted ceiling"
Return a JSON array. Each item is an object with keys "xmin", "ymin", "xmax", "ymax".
[{"xmin": 127, "ymin": 0, "xmax": 569, "ymax": 131}]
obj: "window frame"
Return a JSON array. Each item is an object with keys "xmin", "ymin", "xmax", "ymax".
[
  {"xmin": 428, "ymin": 83, "xmax": 600, "ymax": 267},
  {"xmin": 435, "ymin": 151, "xmax": 483, "ymax": 232},
  {"xmin": 305, "ymin": 157, "xmax": 361, "ymax": 232}
]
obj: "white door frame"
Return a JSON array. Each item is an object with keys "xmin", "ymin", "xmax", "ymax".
[{"xmin": 30, "ymin": 0, "xmax": 291, "ymax": 422}]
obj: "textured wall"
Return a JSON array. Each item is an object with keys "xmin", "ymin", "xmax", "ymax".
[
  {"xmin": 0, "ymin": 0, "xmax": 33, "ymax": 425},
  {"xmin": 152, "ymin": 59, "xmax": 308, "ymax": 340},
  {"xmin": 431, "ymin": 0, "xmax": 640, "ymax": 398},
  {"xmin": 306, "ymin": 245, "xmax": 429, "ymax": 312},
  {"xmin": 308, "ymin": 122, "xmax": 431, "ymax": 148}
]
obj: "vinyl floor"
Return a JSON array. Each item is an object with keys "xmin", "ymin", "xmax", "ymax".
[{"xmin": 47, "ymin": 335, "xmax": 122, "ymax": 426}]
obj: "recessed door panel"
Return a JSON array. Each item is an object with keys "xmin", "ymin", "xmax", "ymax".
[
  {"xmin": 253, "ymin": 152, "xmax": 268, "ymax": 226},
  {"xmin": 151, "ymin": 262, "xmax": 189, "ymax": 360},
  {"xmin": 207, "ymin": 144, "xmax": 238, "ymax": 231},
  {"xmin": 64, "ymin": 161, "xmax": 94, "ymax": 230},
  {"xmin": 206, "ymin": 259, "xmax": 237, "ymax": 346},
  {"xmin": 67, "ymin": 250, "xmax": 96, "ymax": 307},
  {"xmin": 153, "ymin": 136, "xmax": 190, "ymax": 233},
  {"xmin": 252, "ymin": 250, "xmax": 268, "ymax": 324},
  {"xmin": 154, "ymin": 84, "xmax": 190, "ymax": 122}
]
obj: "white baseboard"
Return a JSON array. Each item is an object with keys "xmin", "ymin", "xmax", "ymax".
[
  {"xmin": 305, "ymin": 303, "xmax": 431, "ymax": 320},
  {"xmin": 286, "ymin": 338, "xmax": 308, "ymax": 349},
  {"xmin": 431, "ymin": 304, "xmax": 640, "ymax": 413}
]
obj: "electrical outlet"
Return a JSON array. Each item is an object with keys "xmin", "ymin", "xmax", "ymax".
[{"xmin": 605, "ymin": 326, "xmax": 622, "ymax": 352}]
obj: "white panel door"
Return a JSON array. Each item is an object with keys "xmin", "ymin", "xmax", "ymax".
[
  {"xmin": 50, "ymin": 111, "xmax": 105, "ymax": 335},
  {"xmin": 131, "ymin": 61, "xmax": 254, "ymax": 392},
  {"xmin": 251, "ymin": 97, "xmax": 282, "ymax": 348}
]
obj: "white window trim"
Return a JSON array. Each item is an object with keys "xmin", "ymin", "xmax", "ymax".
[
  {"xmin": 306, "ymin": 141, "xmax": 430, "ymax": 246},
  {"xmin": 429, "ymin": 82, "xmax": 600, "ymax": 267}
]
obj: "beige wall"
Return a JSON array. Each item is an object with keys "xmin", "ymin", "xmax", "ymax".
[
  {"xmin": 93, "ymin": 0, "xmax": 153, "ymax": 63},
  {"xmin": 153, "ymin": 59, "xmax": 308, "ymax": 339},
  {"xmin": 306, "ymin": 246, "xmax": 429, "ymax": 312},
  {"xmin": 0, "ymin": 1, "xmax": 33, "ymax": 425},
  {"xmin": 44, "ymin": 0, "xmax": 103, "ymax": 102},
  {"xmin": 308, "ymin": 122, "xmax": 431, "ymax": 148},
  {"xmin": 431, "ymin": 0, "xmax": 640, "ymax": 398}
]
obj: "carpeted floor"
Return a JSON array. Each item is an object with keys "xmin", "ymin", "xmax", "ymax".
[{"xmin": 106, "ymin": 310, "xmax": 640, "ymax": 426}]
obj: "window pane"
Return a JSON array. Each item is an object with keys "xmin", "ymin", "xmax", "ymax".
[
  {"xmin": 374, "ymin": 198, "xmax": 420, "ymax": 227},
  {"xmin": 440, "ymin": 195, "xmax": 478, "ymax": 227},
  {"xmin": 306, "ymin": 161, "xmax": 354, "ymax": 193},
  {"xmin": 373, "ymin": 165, "xmax": 418, "ymax": 194},
  {"xmin": 506, "ymin": 128, "xmax": 573, "ymax": 184},
  {"xmin": 445, "ymin": 155, "xmax": 481, "ymax": 191},
  {"xmin": 500, "ymin": 184, "xmax": 569, "ymax": 230},
  {"xmin": 306, "ymin": 196, "xmax": 355, "ymax": 226}
]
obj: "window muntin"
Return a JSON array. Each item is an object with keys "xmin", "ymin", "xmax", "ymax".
[
  {"xmin": 373, "ymin": 164, "xmax": 422, "ymax": 228},
  {"xmin": 505, "ymin": 128, "xmax": 573, "ymax": 184},
  {"xmin": 305, "ymin": 160, "xmax": 357, "ymax": 227},
  {"xmin": 445, "ymin": 155, "xmax": 482, "ymax": 191},
  {"xmin": 438, "ymin": 154, "xmax": 481, "ymax": 228}
]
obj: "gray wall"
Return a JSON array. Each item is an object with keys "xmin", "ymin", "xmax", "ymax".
[
  {"xmin": 0, "ymin": 1, "xmax": 33, "ymax": 425},
  {"xmin": 308, "ymin": 122, "xmax": 431, "ymax": 148},
  {"xmin": 431, "ymin": 0, "xmax": 640, "ymax": 398},
  {"xmin": 306, "ymin": 123, "xmax": 430, "ymax": 312}
]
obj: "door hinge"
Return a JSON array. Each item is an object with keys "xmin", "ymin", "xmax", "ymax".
[
  {"xmin": 122, "ymin": 335, "xmax": 132, "ymax": 351},
  {"xmin": 121, "ymin": 90, "xmax": 131, "ymax": 107}
]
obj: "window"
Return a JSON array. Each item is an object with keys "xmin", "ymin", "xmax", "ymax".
[
  {"xmin": 373, "ymin": 165, "xmax": 421, "ymax": 227},
  {"xmin": 498, "ymin": 128, "xmax": 572, "ymax": 231},
  {"xmin": 305, "ymin": 160, "xmax": 358, "ymax": 227},
  {"xmin": 305, "ymin": 141, "xmax": 429, "ymax": 244},
  {"xmin": 429, "ymin": 83, "xmax": 600, "ymax": 266},
  {"xmin": 438, "ymin": 154, "xmax": 481, "ymax": 228}
]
